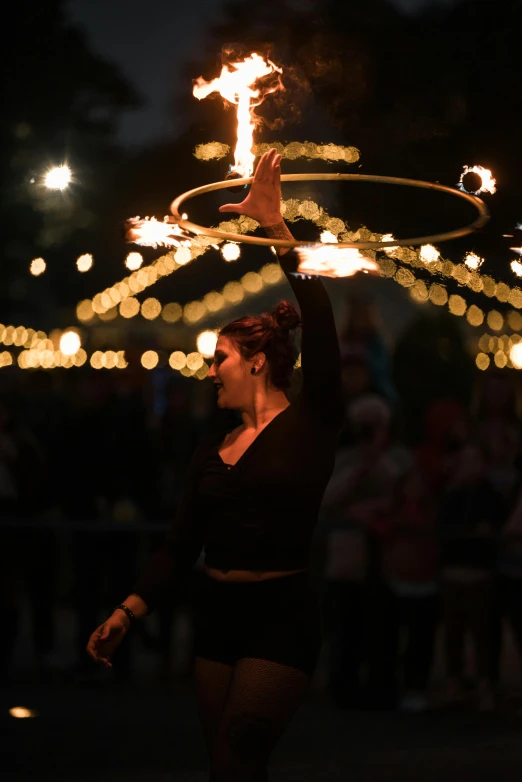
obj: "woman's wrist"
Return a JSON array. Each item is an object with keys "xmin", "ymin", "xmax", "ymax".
[
  {"xmin": 258, "ymin": 214, "xmax": 284, "ymax": 228},
  {"xmin": 261, "ymin": 219, "xmax": 295, "ymax": 256},
  {"xmin": 112, "ymin": 610, "xmax": 131, "ymax": 630}
]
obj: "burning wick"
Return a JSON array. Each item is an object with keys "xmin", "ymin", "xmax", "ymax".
[
  {"xmin": 457, "ymin": 165, "xmax": 497, "ymax": 195},
  {"xmin": 193, "ymin": 53, "xmax": 283, "ymax": 180},
  {"xmin": 224, "ymin": 169, "xmax": 245, "ymax": 193},
  {"xmin": 125, "ymin": 217, "xmax": 191, "ymax": 248}
]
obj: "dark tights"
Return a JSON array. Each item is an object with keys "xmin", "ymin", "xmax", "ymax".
[{"xmin": 194, "ymin": 656, "xmax": 310, "ymax": 781}]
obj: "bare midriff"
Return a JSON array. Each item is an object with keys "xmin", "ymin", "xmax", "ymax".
[{"xmin": 204, "ymin": 566, "xmax": 307, "ymax": 582}]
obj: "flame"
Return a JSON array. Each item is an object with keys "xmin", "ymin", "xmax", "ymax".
[
  {"xmin": 294, "ymin": 245, "xmax": 380, "ymax": 279},
  {"xmin": 193, "ymin": 53, "xmax": 283, "ymax": 178},
  {"xmin": 126, "ymin": 217, "xmax": 190, "ymax": 248},
  {"xmin": 510, "ymin": 247, "xmax": 522, "ymax": 256},
  {"xmin": 458, "ymin": 165, "xmax": 497, "ymax": 195}
]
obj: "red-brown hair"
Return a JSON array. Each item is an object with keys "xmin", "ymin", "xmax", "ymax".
[{"xmin": 220, "ymin": 300, "xmax": 301, "ymax": 389}]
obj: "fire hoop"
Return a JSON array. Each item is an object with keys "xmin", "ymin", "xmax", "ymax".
[{"xmin": 170, "ymin": 173, "xmax": 490, "ymax": 250}]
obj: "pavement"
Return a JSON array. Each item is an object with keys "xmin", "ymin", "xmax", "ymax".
[{"xmin": 3, "ymin": 671, "xmax": 522, "ymax": 782}]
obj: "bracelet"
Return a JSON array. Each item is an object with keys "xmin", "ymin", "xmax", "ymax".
[{"xmin": 115, "ymin": 604, "xmax": 136, "ymax": 623}]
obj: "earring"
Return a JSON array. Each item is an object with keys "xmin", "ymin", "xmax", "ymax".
[{"xmin": 250, "ymin": 366, "xmax": 256, "ymax": 375}]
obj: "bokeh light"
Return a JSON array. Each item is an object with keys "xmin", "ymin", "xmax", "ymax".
[
  {"xmin": 76, "ymin": 253, "xmax": 93, "ymax": 272},
  {"xmin": 511, "ymin": 260, "xmax": 522, "ymax": 277},
  {"xmin": 141, "ymin": 298, "xmax": 162, "ymax": 320},
  {"xmin": 464, "ymin": 252, "xmax": 484, "ymax": 270},
  {"xmin": 510, "ymin": 343, "xmax": 522, "ymax": 369},
  {"xmin": 241, "ymin": 272, "xmax": 263, "ymax": 293},
  {"xmin": 44, "ymin": 165, "xmax": 71, "ymax": 190},
  {"xmin": 119, "ymin": 298, "xmax": 140, "ymax": 319},
  {"xmin": 0, "ymin": 351, "xmax": 13, "ymax": 368},
  {"xmin": 197, "ymin": 331, "xmax": 218, "ymax": 358},
  {"xmin": 125, "ymin": 252, "xmax": 143, "ymax": 271},
  {"xmin": 186, "ymin": 352, "xmax": 204, "ymax": 371},
  {"xmin": 476, "ymin": 352, "xmax": 490, "ymax": 371},
  {"xmin": 221, "ymin": 243, "xmax": 241, "ymax": 261},
  {"xmin": 183, "ymin": 301, "xmax": 207, "ymax": 324},
  {"xmin": 90, "ymin": 351, "xmax": 104, "ymax": 369},
  {"xmin": 59, "ymin": 331, "xmax": 81, "ymax": 356},
  {"xmin": 30, "ymin": 258, "xmax": 46, "ymax": 276},
  {"xmin": 419, "ymin": 245, "xmax": 440, "ymax": 264},
  {"xmin": 487, "ymin": 310, "xmax": 504, "ymax": 331},
  {"xmin": 169, "ymin": 351, "xmax": 187, "ymax": 370},
  {"xmin": 175, "ymin": 246, "xmax": 192, "ymax": 266},
  {"xmin": 162, "ymin": 302, "xmax": 183, "ymax": 323},
  {"xmin": 76, "ymin": 300, "xmax": 95, "ymax": 322},
  {"xmin": 141, "ymin": 351, "xmax": 159, "ymax": 369},
  {"xmin": 204, "ymin": 291, "xmax": 226, "ymax": 312}
]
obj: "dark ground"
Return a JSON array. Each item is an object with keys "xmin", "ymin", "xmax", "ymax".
[{"xmin": 3, "ymin": 672, "xmax": 522, "ymax": 782}]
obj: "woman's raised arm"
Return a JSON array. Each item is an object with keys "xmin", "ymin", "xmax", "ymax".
[{"xmin": 220, "ymin": 148, "xmax": 343, "ymax": 424}]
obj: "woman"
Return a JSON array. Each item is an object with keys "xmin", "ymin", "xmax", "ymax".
[{"xmin": 87, "ymin": 148, "xmax": 344, "ymax": 781}]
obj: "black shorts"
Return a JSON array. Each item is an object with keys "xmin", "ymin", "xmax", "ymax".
[{"xmin": 193, "ymin": 570, "xmax": 323, "ymax": 677}]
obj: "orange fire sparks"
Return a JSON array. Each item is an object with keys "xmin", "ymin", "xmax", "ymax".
[
  {"xmin": 294, "ymin": 246, "xmax": 380, "ymax": 279},
  {"xmin": 193, "ymin": 53, "xmax": 283, "ymax": 179},
  {"xmin": 126, "ymin": 217, "xmax": 190, "ymax": 248}
]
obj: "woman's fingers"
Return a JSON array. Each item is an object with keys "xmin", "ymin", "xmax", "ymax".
[
  {"xmin": 254, "ymin": 148, "xmax": 277, "ymax": 182},
  {"xmin": 86, "ymin": 628, "xmax": 102, "ymax": 659},
  {"xmin": 271, "ymin": 154, "xmax": 282, "ymax": 184},
  {"xmin": 219, "ymin": 200, "xmax": 247, "ymax": 214}
]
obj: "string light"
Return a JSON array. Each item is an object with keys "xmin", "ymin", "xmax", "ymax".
[
  {"xmin": 0, "ymin": 351, "xmax": 13, "ymax": 367},
  {"xmin": 197, "ymin": 331, "xmax": 218, "ymax": 358},
  {"xmin": 419, "ymin": 245, "xmax": 440, "ymax": 264},
  {"xmin": 141, "ymin": 298, "xmax": 162, "ymax": 320},
  {"xmin": 511, "ymin": 343, "xmax": 522, "ymax": 369},
  {"xmin": 194, "ymin": 140, "xmax": 360, "ymax": 165},
  {"xmin": 30, "ymin": 258, "xmax": 46, "ymax": 276},
  {"xmin": 476, "ymin": 353, "xmax": 491, "ymax": 371},
  {"xmin": 59, "ymin": 331, "xmax": 81, "ymax": 356},
  {"xmin": 169, "ymin": 351, "xmax": 187, "ymax": 370},
  {"xmin": 0, "ymin": 324, "xmax": 47, "ymax": 347},
  {"xmin": 511, "ymin": 260, "xmax": 522, "ymax": 277},
  {"xmin": 76, "ymin": 254, "xmax": 93, "ymax": 272},
  {"xmin": 464, "ymin": 252, "xmax": 484, "ymax": 270},
  {"xmin": 44, "ymin": 165, "xmax": 71, "ymax": 190},
  {"xmin": 125, "ymin": 252, "xmax": 143, "ymax": 271},
  {"xmin": 221, "ymin": 243, "xmax": 241, "ymax": 261},
  {"xmin": 141, "ymin": 351, "xmax": 159, "ymax": 369}
]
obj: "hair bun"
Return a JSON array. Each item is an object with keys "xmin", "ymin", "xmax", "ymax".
[{"xmin": 271, "ymin": 300, "xmax": 301, "ymax": 333}]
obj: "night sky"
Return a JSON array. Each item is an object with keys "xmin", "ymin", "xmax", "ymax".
[
  {"xmin": 67, "ymin": 0, "xmax": 228, "ymax": 147},
  {"xmin": 67, "ymin": 0, "xmax": 465, "ymax": 147}
]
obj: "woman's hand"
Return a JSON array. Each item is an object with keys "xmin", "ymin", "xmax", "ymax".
[
  {"xmin": 86, "ymin": 613, "xmax": 129, "ymax": 669},
  {"xmin": 219, "ymin": 148, "xmax": 283, "ymax": 227}
]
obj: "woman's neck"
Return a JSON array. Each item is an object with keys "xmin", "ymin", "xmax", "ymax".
[{"xmin": 240, "ymin": 389, "xmax": 290, "ymax": 431}]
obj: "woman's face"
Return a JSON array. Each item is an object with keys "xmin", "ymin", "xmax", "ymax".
[{"xmin": 208, "ymin": 335, "xmax": 251, "ymax": 409}]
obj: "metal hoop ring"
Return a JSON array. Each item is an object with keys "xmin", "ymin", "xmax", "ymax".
[{"xmin": 169, "ymin": 173, "xmax": 490, "ymax": 250}]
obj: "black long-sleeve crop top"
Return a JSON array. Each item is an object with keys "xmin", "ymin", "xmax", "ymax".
[{"xmin": 132, "ymin": 251, "xmax": 344, "ymax": 610}]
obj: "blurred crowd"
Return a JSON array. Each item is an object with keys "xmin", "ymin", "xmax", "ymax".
[{"xmin": 2, "ymin": 295, "xmax": 522, "ymax": 716}]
